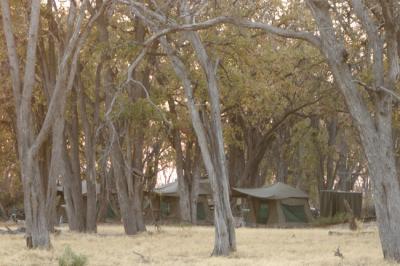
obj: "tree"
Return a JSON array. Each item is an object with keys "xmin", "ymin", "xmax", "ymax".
[
  {"xmin": 120, "ymin": 1, "xmax": 237, "ymax": 255},
  {"xmin": 1, "ymin": 0, "xmax": 50, "ymax": 248},
  {"xmin": 1, "ymin": 0, "xmax": 107, "ymax": 246},
  {"xmin": 213, "ymin": 0, "xmax": 400, "ymax": 261}
]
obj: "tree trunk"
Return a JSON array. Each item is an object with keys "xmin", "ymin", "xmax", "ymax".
[
  {"xmin": 306, "ymin": 0, "xmax": 400, "ymax": 260},
  {"xmin": 336, "ymin": 134, "xmax": 350, "ymax": 191},
  {"xmin": 160, "ymin": 31, "xmax": 236, "ymax": 254},
  {"xmin": 110, "ymin": 140, "xmax": 138, "ymax": 235},
  {"xmin": 1, "ymin": 0, "xmax": 51, "ymax": 248},
  {"xmin": 190, "ymin": 146, "xmax": 201, "ymax": 224},
  {"xmin": 63, "ymin": 99, "xmax": 86, "ymax": 232},
  {"xmin": 62, "ymin": 143, "xmax": 86, "ymax": 232},
  {"xmin": 168, "ymin": 98, "xmax": 191, "ymax": 223},
  {"xmin": 227, "ymin": 144, "xmax": 245, "ymax": 187},
  {"xmin": 21, "ymin": 154, "xmax": 51, "ymax": 248},
  {"xmin": 326, "ymin": 115, "xmax": 338, "ymax": 189},
  {"xmin": 76, "ymin": 76, "xmax": 98, "ymax": 233},
  {"xmin": 45, "ymin": 110, "xmax": 66, "ymax": 231}
]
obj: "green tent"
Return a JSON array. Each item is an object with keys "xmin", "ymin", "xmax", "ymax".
[
  {"xmin": 147, "ymin": 179, "xmax": 212, "ymax": 223},
  {"xmin": 233, "ymin": 182, "xmax": 313, "ymax": 226}
]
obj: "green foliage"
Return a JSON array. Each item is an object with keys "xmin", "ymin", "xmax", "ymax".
[{"xmin": 58, "ymin": 246, "xmax": 88, "ymax": 266}]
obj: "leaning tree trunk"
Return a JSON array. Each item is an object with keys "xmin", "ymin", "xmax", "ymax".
[
  {"xmin": 306, "ymin": 0, "xmax": 400, "ymax": 260},
  {"xmin": 185, "ymin": 14, "xmax": 237, "ymax": 256},
  {"xmin": 160, "ymin": 33, "xmax": 236, "ymax": 255}
]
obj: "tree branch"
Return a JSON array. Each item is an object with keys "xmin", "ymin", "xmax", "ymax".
[{"xmin": 0, "ymin": 0, "xmax": 21, "ymax": 108}]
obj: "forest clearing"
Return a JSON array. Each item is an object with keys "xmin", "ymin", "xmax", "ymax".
[
  {"xmin": 2, "ymin": 0, "xmax": 400, "ymax": 264},
  {"xmin": 0, "ymin": 223, "xmax": 391, "ymax": 266}
]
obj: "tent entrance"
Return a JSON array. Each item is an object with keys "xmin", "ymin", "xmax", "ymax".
[
  {"xmin": 257, "ymin": 202, "xmax": 269, "ymax": 224},
  {"xmin": 281, "ymin": 204, "xmax": 307, "ymax": 223},
  {"xmin": 160, "ymin": 201, "xmax": 171, "ymax": 217},
  {"xmin": 197, "ymin": 202, "xmax": 206, "ymax": 220}
]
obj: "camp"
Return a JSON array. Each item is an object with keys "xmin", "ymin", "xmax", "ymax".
[
  {"xmin": 233, "ymin": 182, "xmax": 313, "ymax": 226},
  {"xmin": 147, "ymin": 179, "xmax": 213, "ymax": 224}
]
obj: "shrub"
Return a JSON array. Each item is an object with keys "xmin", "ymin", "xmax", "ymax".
[
  {"xmin": 58, "ymin": 246, "xmax": 88, "ymax": 266},
  {"xmin": 312, "ymin": 212, "xmax": 350, "ymax": 227}
]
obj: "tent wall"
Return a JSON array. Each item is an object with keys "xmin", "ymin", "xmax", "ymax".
[
  {"xmin": 196, "ymin": 196, "xmax": 212, "ymax": 223},
  {"xmin": 279, "ymin": 198, "xmax": 313, "ymax": 223},
  {"xmin": 245, "ymin": 197, "xmax": 312, "ymax": 226},
  {"xmin": 320, "ymin": 190, "xmax": 362, "ymax": 218},
  {"xmin": 145, "ymin": 194, "xmax": 212, "ymax": 223}
]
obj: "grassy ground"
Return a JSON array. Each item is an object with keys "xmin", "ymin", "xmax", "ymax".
[{"xmin": 0, "ymin": 223, "xmax": 395, "ymax": 266}]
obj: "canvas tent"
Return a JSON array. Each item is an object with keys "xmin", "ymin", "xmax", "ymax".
[
  {"xmin": 233, "ymin": 182, "xmax": 313, "ymax": 226},
  {"xmin": 56, "ymin": 181, "xmax": 101, "ymax": 223},
  {"xmin": 320, "ymin": 190, "xmax": 362, "ymax": 218},
  {"xmin": 147, "ymin": 179, "xmax": 212, "ymax": 223}
]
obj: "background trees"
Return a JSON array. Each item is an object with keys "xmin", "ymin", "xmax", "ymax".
[{"xmin": 1, "ymin": 0, "xmax": 398, "ymax": 261}]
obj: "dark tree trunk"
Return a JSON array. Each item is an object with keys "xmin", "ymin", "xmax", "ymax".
[
  {"xmin": 326, "ymin": 115, "xmax": 338, "ymax": 189},
  {"xmin": 227, "ymin": 144, "xmax": 245, "ymax": 187},
  {"xmin": 168, "ymin": 98, "xmax": 191, "ymax": 223},
  {"xmin": 62, "ymin": 142, "xmax": 86, "ymax": 232}
]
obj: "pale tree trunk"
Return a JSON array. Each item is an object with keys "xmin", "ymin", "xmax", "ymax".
[
  {"xmin": 1, "ymin": 0, "xmax": 50, "ymax": 248},
  {"xmin": 148, "ymin": 2, "xmax": 236, "ymax": 251},
  {"xmin": 305, "ymin": 0, "xmax": 400, "ymax": 260},
  {"xmin": 2, "ymin": 0, "xmax": 105, "ymax": 242},
  {"xmin": 45, "ymin": 106, "xmax": 66, "ymax": 231},
  {"xmin": 157, "ymin": 30, "xmax": 235, "ymax": 254}
]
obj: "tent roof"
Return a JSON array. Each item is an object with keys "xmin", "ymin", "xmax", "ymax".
[
  {"xmin": 233, "ymin": 182, "xmax": 308, "ymax": 200},
  {"xmin": 154, "ymin": 179, "xmax": 211, "ymax": 197}
]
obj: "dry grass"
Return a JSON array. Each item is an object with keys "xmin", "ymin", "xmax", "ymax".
[{"xmin": 0, "ymin": 222, "xmax": 395, "ymax": 266}]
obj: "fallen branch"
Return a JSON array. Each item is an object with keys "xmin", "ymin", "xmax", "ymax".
[
  {"xmin": 328, "ymin": 230, "xmax": 373, "ymax": 236},
  {"xmin": 132, "ymin": 250, "xmax": 150, "ymax": 263},
  {"xmin": 0, "ymin": 226, "xmax": 25, "ymax": 235}
]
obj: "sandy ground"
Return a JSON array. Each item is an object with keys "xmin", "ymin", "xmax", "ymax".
[{"xmin": 0, "ymin": 223, "xmax": 395, "ymax": 266}]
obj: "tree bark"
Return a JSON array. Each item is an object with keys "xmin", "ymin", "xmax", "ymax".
[
  {"xmin": 168, "ymin": 98, "xmax": 191, "ymax": 223},
  {"xmin": 190, "ymin": 146, "xmax": 201, "ymax": 224},
  {"xmin": 154, "ymin": 5, "xmax": 237, "ymax": 253},
  {"xmin": 305, "ymin": 0, "xmax": 400, "ymax": 260},
  {"xmin": 76, "ymin": 74, "xmax": 97, "ymax": 233},
  {"xmin": 1, "ymin": 0, "xmax": 51, "ymax": 248},
  {"xmin": 63, "ymin": 95, "xmax": 86, "ymax": 232}
]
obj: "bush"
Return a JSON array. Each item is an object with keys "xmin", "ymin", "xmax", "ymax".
[
  {"xmin": 58, "ymin": 246, "xmax": 88, "ymax": 266},
  {"xmin": 312, "ymin": 212, "xmax": 350, "ymax": 227}
]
